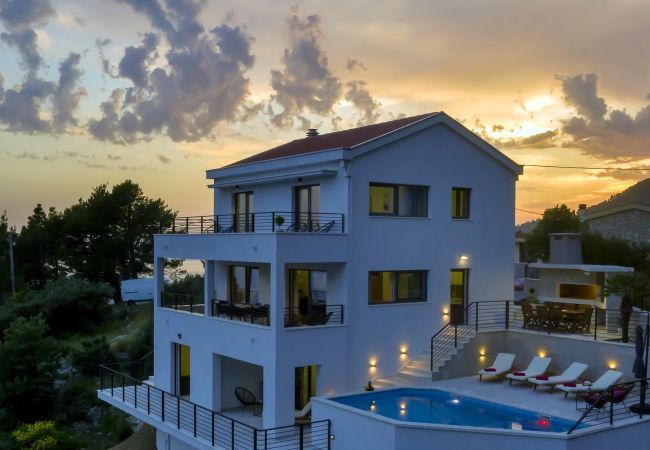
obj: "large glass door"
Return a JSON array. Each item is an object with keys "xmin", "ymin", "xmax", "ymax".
[
  {"xmin": 295, "ymin": 185, "xmax": 320, "ymax": 231},
  {"xmin": 287, "ymin": 269, "xmax": 327, "ymax": 325},
  {"xmin": 175, "ymin": 343, "xmax": 191, "ymax": 397},
  {"xmin": 450, "ymin": 269, "xmax": 469, "ymax": 325},
  {"xmin": 295, "ymin": 365, "xmax": 317, "ymax": 411},
  {"xmin": 233, "ymin": 192, "xmax": 254, "ymax": 232},
  {"xmin": 229, "ymin": 266, "xmax": 260, "ymax": 304}
]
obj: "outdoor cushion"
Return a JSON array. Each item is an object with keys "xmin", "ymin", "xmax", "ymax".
[
  {"xmin": 484, "ymin": 367, "xmax": 496, "ymax": 372},
  {"xmin": 564, "ymin": 382, "xmax": 576, "ymax": 387},
  {"xmin": 513, "ymin": 372, "xmax": 526, "ymax": 376},
  {"xmin": 536, "ymin": 376, "xmax": 549, "ymax": 380}
]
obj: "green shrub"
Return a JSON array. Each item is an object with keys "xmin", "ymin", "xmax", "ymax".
[{"xmin": 71, "ymin": 336, "xmax": 114, "ymax": 376}]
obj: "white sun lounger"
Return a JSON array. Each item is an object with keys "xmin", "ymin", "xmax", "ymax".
[
  {"xmin": 528, "ymin": 362, "xmax": 588, "ymax": 391},
  {"xmin": 478, "ymin": 353, "xmax": 515, "ymax": 381},
  {"xmin": 506, "ymin": 356, "xmax": 552, "ymax": 385},
  {"xmin": 555, "ymin": 370, "xmax": 623, "ymax": 397}
]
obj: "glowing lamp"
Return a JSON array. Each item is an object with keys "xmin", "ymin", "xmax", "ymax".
[
  {"xmin": 538, "ymin": 350, "xmax": 547, "ymax": 358},
  {"xmin": 608, "ymin": 360, "xmax": 617, "ymax": 370},
  {"xmin": 459, "ymin": 255, "xmax": 469, "ymax": 262}
]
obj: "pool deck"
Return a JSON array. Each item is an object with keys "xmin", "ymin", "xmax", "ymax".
[{"xmin": 378, "ymin": 375, "xmax": 585, "ymax": 421}]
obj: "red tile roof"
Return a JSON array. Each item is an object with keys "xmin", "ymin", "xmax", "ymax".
[{"xmin": 226, "ymin": 113, "xmax": 438, "ymax": 167}]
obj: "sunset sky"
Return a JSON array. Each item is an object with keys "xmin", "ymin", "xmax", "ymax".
[{"xmin": 1, "ymin": 0, "xmax": 649, "ymax": 228}]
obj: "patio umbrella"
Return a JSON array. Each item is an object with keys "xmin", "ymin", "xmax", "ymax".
[{"xmin": 633, "ymin": 325, "xmax": 645, "ymax": 379}]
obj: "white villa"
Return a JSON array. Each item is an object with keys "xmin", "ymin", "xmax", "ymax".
[{"xmin": 98, "ymin": 113, "xmax": 650, "ymax": 450}]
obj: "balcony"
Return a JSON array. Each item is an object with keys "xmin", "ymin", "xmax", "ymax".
[
  {"xmin": 98, "ymin": 365, "xmax": 331, "ymax": 450},
  {"xmin": 161, "ymin": 212, "xmax": 345, "ymax": 234}
]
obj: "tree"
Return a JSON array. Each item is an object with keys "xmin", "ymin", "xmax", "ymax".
[
  {"xmin": 14, "ymin": 205, "xmax": 65, "ymax": 288},
  {"xmin": 525, "ymin": 204, "xmax": 581, "ymax": 262},
  {"xmin": 0, "ymin": 316, "xmax": 62, "ymax": 426},
  {"xmin": 603, "ymin": 273, "xmax": 650, "ymax": 343},
  {"xmin": 0, "ymin": 211, "xmax": 14, "ymax": 295},
  {"xmin": 62, "ymin": 180, "xmax": 175, "ymax": 301}
]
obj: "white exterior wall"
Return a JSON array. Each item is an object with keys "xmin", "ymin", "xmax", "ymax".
[
  {"xmin": 148, "ymin": 118, "xmax": 519, "ymax": 442},
  {"xmin": 346, "ymin": 123, "xmax": 516, "ymax": 385}
]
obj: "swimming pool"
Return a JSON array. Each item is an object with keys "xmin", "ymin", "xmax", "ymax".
[{"xmin": 332, "ymin": 388, "xmax": 582, "ymax": 432}]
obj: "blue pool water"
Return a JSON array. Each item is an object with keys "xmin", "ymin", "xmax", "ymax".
[{"xmin": 333, "ymin": 388, "xmax": 582, "ymax": 432}]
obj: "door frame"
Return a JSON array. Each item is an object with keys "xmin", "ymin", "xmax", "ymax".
[
  {"xmin": 450, "ymin": 268, "xmax": 469, "ymax": 325},
  {"xmin": 294, "ymin": 184, "xmax": 320, "ymax": 231},
  {"xmin": 233, "ymin": 191, "xmax": 254, "ymax": 232}
]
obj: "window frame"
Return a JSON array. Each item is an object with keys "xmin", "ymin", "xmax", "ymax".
[
  {"xmin": 451, "ymin": 187, "xmax": 471, "ymax": 220},
  {"xmin": 369, "ymin": 182, "xmax": 428, "ymax": 218},
  {"xmin": 368, "ymin": 270, "xmax": 428, "ymax": 305}
]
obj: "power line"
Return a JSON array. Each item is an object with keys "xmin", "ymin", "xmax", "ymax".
[
  {"xmin": 515, "ymin": 208, "xmax": 543, "ymax": 216},
  {"xmin": 522, "ymin": 164, "xmax": 650, "ymax": 171}
]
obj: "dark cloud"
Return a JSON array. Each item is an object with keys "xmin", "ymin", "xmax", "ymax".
[
  {"xmin": 498, "ymin": 130, "xmax": 558, "ymax": 149},
  {"xmin": 345, "ymin": 80, "xmax": 381, "ymax": 125},
  {"xmin": 560, "ymin": 73, "xmax": 650, "ymax": 160},
  {"xmin": 0, "ymin": 0, "xmax": 85, "ymax": 134},
  {"xmin": 118, "ymin": 33, "xmax": 159, "ymax": 87},
  {"xmin": 346, "ymin": 57, "xmax": 367, "ymax": 72},
  {"xmin": 53, "ymin": 53, "xmax": 86, "ymax": 131},
  {"xmin": 96, "ymin": 38, "xmax": 117, "ymax": 78},
  {"xmin": 560, "ymin": 73, "xmax": 607, "ymax": 121},
  {"xmin": 90, "ymin": 0, "xmax": 255, "ymax": 143},
  {"xmin": 157, "ymin": 154, "xmax": 172, "ymax": 164},
  {"xmin": 269, "ymin": 7, "xmax": 343, "ymax": 128}
]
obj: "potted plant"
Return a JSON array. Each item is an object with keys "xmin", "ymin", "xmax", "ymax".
[{"xmin": 274, "ymin": 215, "xmax": 285, "ymax": 231}]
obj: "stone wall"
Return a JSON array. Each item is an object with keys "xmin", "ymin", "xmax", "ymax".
[{"xmin": 585, "ymin": 209, "xmax": 650, "ymax": 245}]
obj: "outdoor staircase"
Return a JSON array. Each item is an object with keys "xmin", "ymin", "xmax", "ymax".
[{"xmin": 375, "ymin": 325, "xmax": 477, "ymax": 388}]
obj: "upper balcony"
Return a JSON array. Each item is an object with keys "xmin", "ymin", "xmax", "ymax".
[{"xmin": 161, "ymin": 212, "xmax": 345, "ymax": 235}]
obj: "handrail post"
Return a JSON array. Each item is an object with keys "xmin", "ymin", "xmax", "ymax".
[
  {"xmin": 253, "ymin": 429, "xmax": 258, "ymax": 450},
  {"xmin": 193, "ymin": 404, "xmax": 197, "ymax": 437},
  {"xmin": 111, "ymin": 371, "xmax": 114, "ymax": 396},
  {"xmin": 231, "ymin": 421, "xmax": 235, "ymax": 449},
  {"xmin": 341, "ymin": 213, "xmax": 345, "ymax": 233},
  {"xmin": 547, "ymin": 306, "xmax": 551, "ymax": 335},
  {"xmin": 177, "ymin": 397, "xmax": 180, "ymax": 429},
  {"xmin": 328, "ymin": 420, "xmax": 332, "ymax": 450},
  {"xmin": 300, "ymin": 424, "xmax": 304, "ymax": 449},
  {"xmin": 454, "ymin": 324, "xmax": 458, "ymax": 348},
  {"xmin": 594, "ymin": 307, "xmax": 598, "ymax": 341},
  {"xmin": 251, "ymin": 212, "xmax": 255, "ymax": 232},
  {"xmin": 211, "ymin": 412, "xmax": 215, "ymax": 446},
  {"xmin": 162, "ymin": 392, "xmax": 165, "ymax": 422},
  {"xmin": 147, "ymin": 384, "xmax": 151, "ymax": 415},
  {"xmin": 185, "ymin": 217, "xmax": 189, "ymax": 232},
  {"xmin": 200, "ymin": 216, "xmax": 204, "ymax": 233},
  {"xmin": 134, "ymin": 379, "xmax": 138, "ymax": 408},
  {"xmin": 505, "ymin": 301, "xmax": 510, "ymax": 330},
  {"xmin": 475, "ymin": 303, "xmax": 479, "ymax": 332},
  {"xmin": 272, "ymin": 212, "xmax": 275, "ymax": 232},
  {"xmin": 122, "ymin": 374, "xmax": 125, "ymax": 401},
  {"xmin": 609, "ymin": 386, "xmax": 614, "ymax": 425},
  {"xmin": 215, "ymin": 215, "xmax": 219, "ymax": 233}
]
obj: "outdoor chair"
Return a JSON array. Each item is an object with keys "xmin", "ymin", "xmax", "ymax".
[
  {"xmin": 528, "ymin": 362, "xmax": 588, "ymax": 391},
  {"xmin": 584, "ymin": 383, "xmax": 634, "ymax": 414},
  {"xmin": 506, "ymin": 356, "xmax": 552, "ymax": 385},
  {"xmin": 316, "ymin": 220, "xmax": 335, "ymax": 233},
  {"xmin": 521, "ymin": 301, "xmax": 539, "ymax": 329},
  {"xmin": 478, "ymin": 353, "xmax": 515, "ymax": 381},
  {"xmin": 235, "ymin": 386, "xmax": 262, "ymax": 416},
  {"xmin": 556, "ymin": 369, "xmax": 623, "ymax": 397}
]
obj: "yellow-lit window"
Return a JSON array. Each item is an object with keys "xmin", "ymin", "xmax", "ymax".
[
  {"xmin": 452, "ymin": 187, "xmax": 471, "ymax": 219},
  {"xmin": 369, "ymin": 185, "xmax": 395, "ymax": 215}
]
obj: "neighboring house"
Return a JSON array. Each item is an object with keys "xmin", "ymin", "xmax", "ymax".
[
  {"xmin": 578, "ymin": 178, "xmax": 650, "ymax": 245},
  {"xmin": 99, "ymin": 112, "xmax": 522, "ymax": 448}
]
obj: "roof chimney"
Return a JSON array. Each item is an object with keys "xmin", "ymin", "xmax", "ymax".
[
  {"xmin": 548, "ymin": 233, "xmax": 583, "ymax": 264},
  {"xmin": 306, "ymin": 128, "xmax": 319, "ymax": 137}
]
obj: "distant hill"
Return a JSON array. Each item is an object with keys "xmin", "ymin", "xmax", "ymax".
[{"xmin": 587, "ymin": 178, "xmax": 650, "ymax": 214}]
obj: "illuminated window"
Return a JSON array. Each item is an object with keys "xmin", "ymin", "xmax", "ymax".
[
  {"xmin": 369, "ymin": 183, "xmax": 428, "ymax": 217},
  {"xmin": 452, "ymin": 187, "xmax": 471, "ymax": 219},
  {"xmin": 369, "ymin": 271, "xmax": 427, "ymax": 304}
]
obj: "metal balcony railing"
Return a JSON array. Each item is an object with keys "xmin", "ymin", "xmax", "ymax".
[
  {"xmin": 160, "ymin": 291, "xmax": 205, "ymax": 315},
  {"xmin": 99, "ymin": 365, "xmax": 331, "ymax": 450},
  {"xmin": 160, "ymin": 212, "xmax": 345, "ymax": 234},
  {"xmin": 212, "ymin": 299, "xmax": 271, "ymax": 326},
  {"xmin": 284, "ymin": 304, "xmax": 344, "ymax": 328}
]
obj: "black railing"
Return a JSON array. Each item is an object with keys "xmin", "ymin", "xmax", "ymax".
[
  {"xmin": 99, "ymin": 365, "xmax": 331, "ymax": 450},
  {"xmin": 160, "ymin": 212, "xmax": 345, "ymax": 234},
  {"xmin": 160, "ymin": 291, "xmax": 205, "ymax": 315},
  {"xmin": 212, "ymin": 299, "xmax": 270, "ymax": 326},
  {"xmin": 568, "ymin": 379, "xmax": 648, "ymax": 433},
  {"xmin": 430, "ymin": 300, "xmax": 650, "ymax": 372},
  {"xmin": 284, "ymin": 304, "xmax": 344, "ymax": 327}
]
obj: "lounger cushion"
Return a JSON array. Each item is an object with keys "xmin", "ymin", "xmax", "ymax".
[
  {"xmin": 564, "ymin": 382, "xmax": 576, "ymax": 387},
  {"xmin": 513, "ymin": 372, "xmax": 526, "ymax": 376},
  {"xmin": 536, "ymin": 376, "xmax": 549, "ymax": 380},
  {"xmin": 484, "ymin": 367, "xmax": 496, "ymax": 372}
]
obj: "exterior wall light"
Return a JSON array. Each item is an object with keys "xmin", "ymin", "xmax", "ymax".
[
  {"xmin": 459, "ymin": 255, "xmax": 469, "ymax": 262},
  {"xmin": 400, "ymin": 346, "xmax": 408, "ymax": 356},
  {"xmin": 369, "ymin": 358, "xmax": 377, "ymax": 368},
  {"xmin": 608, "ymin": 360, "xmax": 617, "ymax": 370},
  {"xmin": 442, "ymin": 308, "xmax": 449, "ymax": 317},
  {"xmin": 479, "ymin": 348, "xmax": 486, "ymax": 357},
  {"xmin": 538, "ymin": 350, "xmax": 547, "ymax": 358}
]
